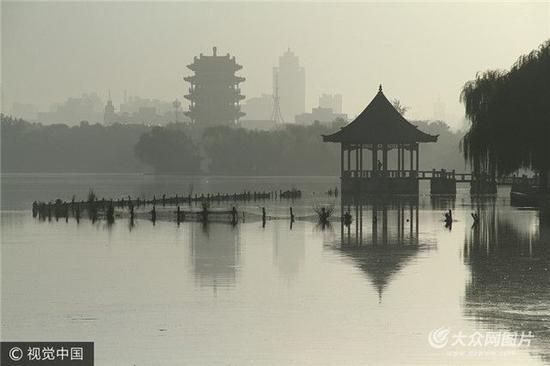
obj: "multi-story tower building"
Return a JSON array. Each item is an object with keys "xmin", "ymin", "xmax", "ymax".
[
  {"xmin": 184, "ymin": 47, "xmax": 245, "ymax": 127},
  {"xmin": 273, "ymin": 48, "xmax": 305, "ymax": 123},
  {"xmin": 103, "ymin": 91, "xmax": 117, "ymax": 125}
]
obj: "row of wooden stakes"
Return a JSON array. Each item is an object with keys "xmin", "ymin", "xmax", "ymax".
[{"xmin": 32, "ymin": 200, "xmax": 301, "ymax": 226}]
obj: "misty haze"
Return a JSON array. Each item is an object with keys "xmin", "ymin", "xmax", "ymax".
[{"xmin": 1, "ymin": 1, "xmax": 549, "ymax": 366}]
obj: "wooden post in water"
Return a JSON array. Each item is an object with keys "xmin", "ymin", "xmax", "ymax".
[
  {"xmin": 231, "ymin": 207, "xmax": 237, "ymax": 225},
  {"xmin": 151, "ymin": 206, "xmax": 156, "ymax": 224},
  {"xmin": 129, "ymin": 203, "xmax": 134, "ymax": 223}
]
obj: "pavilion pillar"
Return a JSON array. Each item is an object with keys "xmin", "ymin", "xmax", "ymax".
[
  {"xmin": 355, "ymin": 145, "xmax": 359, "ymax": 178},
  {"xmin": 359, "ymin": 144, "xmax": 363, "ymax": 177},
  {"xmin": 397, "ymin": 144, "xmax": 401, "ymax": 177},
  {"xmin": 410, "ymin": 143, "xmax": 414, "ymax": 177},
  {"xmin": 347, "ymin": 145, "xmax": 351, "ymax": 175},
  {"xmin": 416, "ymin": 143, "xmax": 420, "ymax": 175},
  {"xmin": 401, "ymin": 144, "xmax": 405, "ymax": 176},
  {"xmin": 372, "ymin": 144, "xmax": 378, "ymax": 177},
  {"xmin": 340, "ymin": 144, "xmax": 344, "ymax": 178},
  {"xmin": 400, "ymin": 145, "xmax": 405, "ymax": 177},
  {"xmin": 382, "ymin": 144, "xmax": 388, "ymax": 176},
  {"xmin": 401, "ymin": 144, "xmax": 406, "ymax": 176}
]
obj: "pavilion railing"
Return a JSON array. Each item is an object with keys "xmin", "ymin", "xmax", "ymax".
[
  {"xmin": 344, "ymin": 170, "xmax": 538, "ymax": 184},
  {"xmin": 345, "ymin": 170, "xmax": 419, "ymax": 179}
]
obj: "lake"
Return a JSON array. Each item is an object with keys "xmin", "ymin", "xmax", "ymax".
[{"xmin": 1, "ymin": 174, "xmax": 549, "ymax": 365}]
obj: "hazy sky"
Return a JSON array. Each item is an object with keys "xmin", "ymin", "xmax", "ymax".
[{"xmin": 2, "ymin": 1, "xmax": 549, "ymax": 128}]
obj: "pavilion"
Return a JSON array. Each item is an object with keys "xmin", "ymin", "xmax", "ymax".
[{"xmin": 323, "ymin": 86, "xmax": 438, "ymax": 194}]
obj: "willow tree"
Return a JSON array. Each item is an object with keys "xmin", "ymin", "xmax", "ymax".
[{"xmin": 461, "ymin": 40, "xmax": 550, "ymax": 189}]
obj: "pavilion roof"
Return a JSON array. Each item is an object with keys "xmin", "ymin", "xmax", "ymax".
[{"xmin": 322, "ymin": 86, "xmax": 438, "ymax": 144}]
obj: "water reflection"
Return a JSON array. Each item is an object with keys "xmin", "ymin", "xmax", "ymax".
[
  {"xmin": 337, "ymin": 196, "xmax": 434, "ymax": 300},
  {"xmin": 464, "ymin": 203, "xmax": 550, "ymax": 363},
  {"xmin": 190, "ymin": 223, "xmax": 241, "ymax": 291},
  {"xmin": 339, "ymin": 196, "xmax": 420, "ymax": 246},
  {"xmin": 430, "ymin": 195, "xmax": 456, "ymax": 211},
  {"xmin": 273, "ymin": 220, "xmax": 305, "ymax": 284}
]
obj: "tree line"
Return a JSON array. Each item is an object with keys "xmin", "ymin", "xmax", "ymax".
[
  {"xmin": 1, "ymin": 117, "xmax": 149, "ymax": 173},
  {"xmin": 2, "ymin": 115, "xmax": 466, "ymax": 175},
  {"xmin": 461, "ymin": 39, "xmax": 549, "ymax": 188}
]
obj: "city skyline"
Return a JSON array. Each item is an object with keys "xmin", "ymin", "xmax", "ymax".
[{"xmin": 2, "ymin": 2, "xmax": 549, "ymax": 129}]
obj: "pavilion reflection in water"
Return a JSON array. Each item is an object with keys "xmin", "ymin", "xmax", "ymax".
[
  {"xmin": 464, "ymin": 201, "xmax": 550, "ymax": 363},
  {"xmin": 339, "ymin": 195, "xmax": 420, "ymax": 247},
  {"xmin": 337, "ymin": 195, "xmax": 435, "ymax": 300},
  {"xmin": 190, "ymin": 223, "xmax": 241, "ymax": 291}
]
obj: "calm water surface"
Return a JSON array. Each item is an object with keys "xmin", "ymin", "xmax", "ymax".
[{"xmin": 1, "ymin": 174, "xmax": 549, "ymax": 365}]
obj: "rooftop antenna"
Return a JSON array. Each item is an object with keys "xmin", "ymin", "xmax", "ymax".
[{"xmin": 271, "ymin": 71, "xmax": 285, "ymax": 124}]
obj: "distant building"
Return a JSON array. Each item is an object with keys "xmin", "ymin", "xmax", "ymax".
[
  {"xmin": 295, "ymin": 107, "xmax": 347, "ymax": 125},
  {"xmin": 103, "ymin": 92, "xmax": 117, "ymax": 125},
  {"xmin": 37, "ymin": 93, "xmax": 103, "ymax": 125},
  {"xmin": 242, "ymin": 94, "xmax": 273, "ymax": 120},
  {"xmin": 273, "ymin": 48, "xmax": 305, "ymax": 123},
  {"xmin": 119, "ymin": 96, "xmax": 173, "ymax": 117},
  {"xmin": 103, "ymin": 93, "xmax": 182, "ymax": 125},
  {"xmin": 9, "ymin": 102, "xmax": 38, "ymax": 121},
  {"xmin": 184, "ymin": 47, "xmax": 246, "ymax": 127},
  {"xmin": 319, "ymin": 94, "xmax": 342, "ymax": 114}
]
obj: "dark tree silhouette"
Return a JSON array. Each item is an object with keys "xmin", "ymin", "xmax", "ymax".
[
  {"xmin": 460, "ymin": 40, "xmax": 550, "ymax": 189},
  {"xmin": 391, "ymin": 99, "xmax": 409, "ymax": 116},
  {"xmin": 201, "ymin": 121, "xmax": 346, "ymax": 175},
  {"xmin": 2, "ymin": 115, "xmax": 467, "ymax": 175},
  {"xmin": 134, "ymin": 126, "xmax": 201, "ymax": 173},
  {"xmin": 0, "ymin": 115, "xmax": 149, "ymax": 172}
]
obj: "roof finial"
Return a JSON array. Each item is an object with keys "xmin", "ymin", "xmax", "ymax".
[
  {"xmin": 213, "ymin": 46, "xmax": 217, "ymax": 56},
  {"xmin": 379, "ymin": 84, "xmax": 383, "ymax": 93}
]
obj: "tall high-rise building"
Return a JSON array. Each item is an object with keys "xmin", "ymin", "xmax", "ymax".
[
  {"xmin": 273, "ymin": 48, "xmax": 305, "ymax": 123},
  {"xmin": 184, "ymin": 47, "xmax": 246, "ymax": 127}
]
